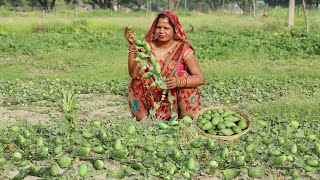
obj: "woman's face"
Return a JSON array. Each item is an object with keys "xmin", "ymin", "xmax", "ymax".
[{"xmin": 155, "ymin": 17, "xmax": 175, "ymax": 43}]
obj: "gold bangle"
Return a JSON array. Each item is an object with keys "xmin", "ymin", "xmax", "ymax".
[
  {"xmin": 178, "ymin": 77, "xmax": 187, "ymax": 87},
  {"xmin": 128, "ymin": 43, "xmax": 137, "ymax": 53},
  {"xmin": 128, "ymin": 49, "xmax": 137, "ymax": 53},
  {"xmin": 128, "ymin": 44, "xmax": 136, "ymax": 50}
]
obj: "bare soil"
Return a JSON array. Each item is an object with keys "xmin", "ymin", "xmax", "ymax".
[{"xmin": 0, "ymin": 94, "xmax": 131, "ymax": 125}]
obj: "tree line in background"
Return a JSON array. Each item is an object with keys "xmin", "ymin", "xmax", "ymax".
[{"xmin": 0, "ymin": 0, "xmax": 319, "ymax": 12}]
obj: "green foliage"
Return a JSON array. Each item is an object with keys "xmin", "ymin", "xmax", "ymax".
[
  {"xmin": 59, "ymin": 89, "xmax": 77, "ymax": 114},
  {"xmin": 0, "ymin": 31, "xmax": 124, "ymax": 54},
  {"xmin": 59, "ymin": 89, "xmax": 78, "ymax": 130},
  {"xmin": 191, "ymin": 28, "xmax": 320, "ymax": 60},
  {"xmin": 1, "ymin": 27, "xmax": 319, "ymax": 61},
  {"xmin": 0, "ymin": 79, "xmax": 128, "ymax": 105},
  {"xmin": 0, "ymin": 104, "xmax": 319, "ymax": 179},
  {"xmin": 0, "ymin": 76, "xmax": 319, "ymax": 107}
]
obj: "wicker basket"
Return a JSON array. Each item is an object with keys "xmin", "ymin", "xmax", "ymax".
[{"xmin": 193, "ymin": 106, "xmax": 252, "ymax": 141}]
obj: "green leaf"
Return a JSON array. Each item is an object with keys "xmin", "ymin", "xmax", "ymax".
[
  {"xmin": 168, "ymin": 112, "xmax": 178, "ymax": 122},
  {"xmin": 149, "ymin": 109, "xmax": 156, "ymax": 116},
  {"xmin": 153, "ymin": 102, "xmax": 160, "ymax": 109},
  {"xmin": 162, "ymin": 127, "xmax": 177, "ymax": 135}
]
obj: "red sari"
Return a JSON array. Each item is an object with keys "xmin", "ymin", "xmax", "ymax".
[{"xmin": 127, "ymin": 11, "xmax": 202, "ymax": 120}]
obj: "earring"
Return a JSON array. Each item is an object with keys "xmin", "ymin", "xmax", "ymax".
[{"xmin": 173, "ymin": 34, "xmax": 179, "ymax": 40}]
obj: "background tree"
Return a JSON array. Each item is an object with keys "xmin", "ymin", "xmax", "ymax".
[
  {"xmin": 91, "ymin": 0, "xmax": 112, "ymax": 8},
  {"xmin": 118, "ymin": 0, "xmax": 161, "ymax": 10},
  {"xmin": 37, "ymin": 0, "xmax": 56, "ymax": 10},
  {"xmin": 119, "ymin": 0, "xmax": 147, "ymax": 10},
  {"xmin": 204, "ymin": 0, "xmax": 225, "ymax": 10},
  {"xmin": 0, "ymin": 0, "xmax": 5, "ymax": 6},
  {"xmin": 1, "ymin": 0, "xmax": 319, "ymax": 11},
  {"xmin": 234, "ymin": 0, "xmax": 252, "ymax": 12},
  {"xmin": 169, "ymin": 0, "xmax": 180, "ymax": 10}
]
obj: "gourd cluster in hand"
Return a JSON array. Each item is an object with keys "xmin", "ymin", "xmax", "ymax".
[{"xmin": 128, "ymin": 26, "xmax": 167, "ymax": 89}]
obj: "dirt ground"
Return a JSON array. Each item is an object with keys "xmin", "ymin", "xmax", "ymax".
[{"xmin": 0, "ymin": 94, "xmax": 132, "ymax": 125}]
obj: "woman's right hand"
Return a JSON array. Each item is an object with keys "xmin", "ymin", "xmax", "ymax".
[{"xmin": 124, "ymin": 26, "xmax": 135, "ymax": 44}]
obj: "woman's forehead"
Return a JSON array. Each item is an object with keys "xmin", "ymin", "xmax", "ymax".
[{"xmin": 157, "ymin": 17, "xmax": 171, "ymax": 25}]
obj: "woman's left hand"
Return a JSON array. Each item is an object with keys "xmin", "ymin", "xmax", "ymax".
[{"xmin": 165, "ymin": 76, "xmax": 178, "ymax": 89}]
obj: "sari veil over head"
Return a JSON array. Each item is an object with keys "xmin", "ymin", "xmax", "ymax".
[{"xmin": 145, "ymin": 10, "xmax": 194, "ymax": 51}]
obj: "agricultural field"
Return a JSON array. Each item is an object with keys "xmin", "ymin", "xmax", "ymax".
[{"xmin": 0, "ymin": 9, "xmax": 320, "ymax": 179}]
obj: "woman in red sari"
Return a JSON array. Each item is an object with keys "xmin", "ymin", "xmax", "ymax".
[{"xmin": 124, "ymin": 10, "xmax": 205, "ymax": 120}]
